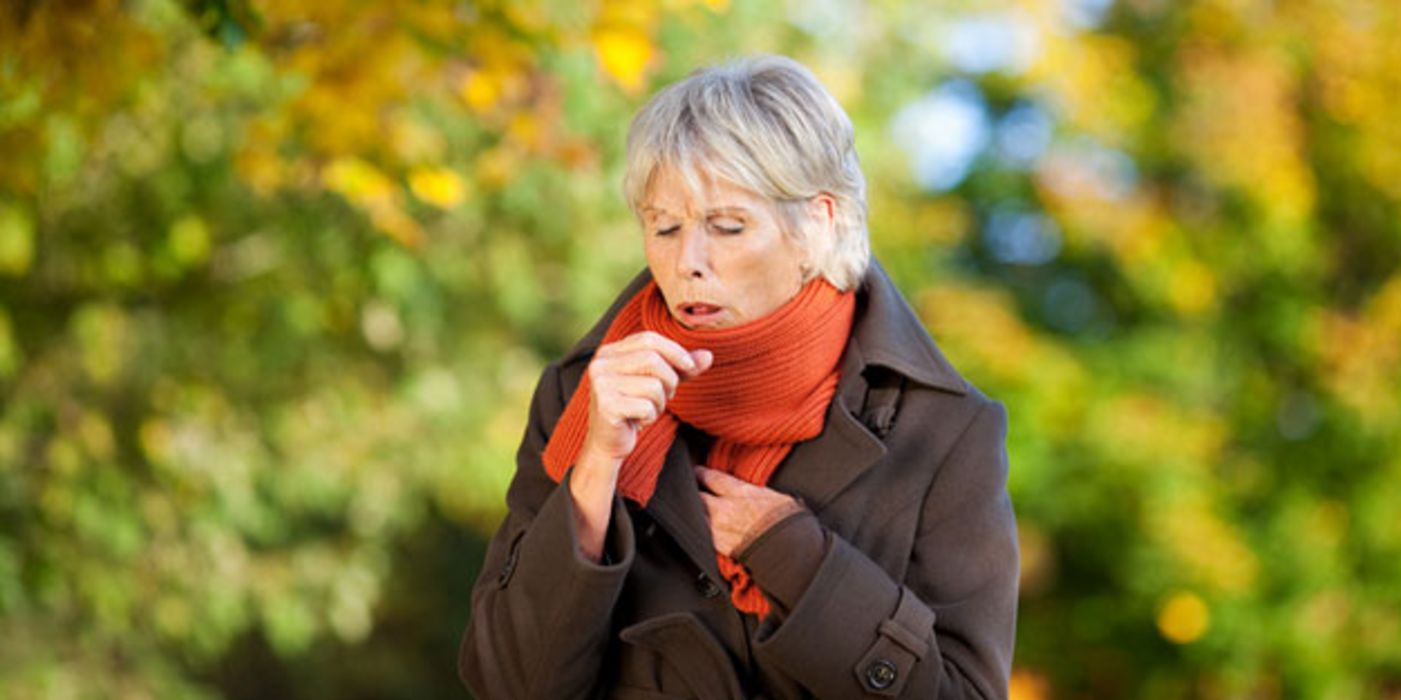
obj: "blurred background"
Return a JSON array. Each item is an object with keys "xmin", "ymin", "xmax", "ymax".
[{"xmin": 2, "ymin": 0, "xmax": 1399, "ymax": 697}]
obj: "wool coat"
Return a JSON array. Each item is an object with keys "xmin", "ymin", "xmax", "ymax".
[{"xmin": 459, "ymin": 261, "xmax": 1019, "ymax": 699}]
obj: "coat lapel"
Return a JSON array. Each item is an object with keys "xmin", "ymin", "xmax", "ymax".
[
  {"xmin": 768, "ymin": 336, "xmax": 888, "ymax": 512},
  {"xmin": 769, "ymin": 260, "xmax": 971, "ymax": 511},
  {"xmin": 645, "ymin": 328, "xmax": 889, "ymax": 550},
  {"xmin": 645, "ymin": 432, "xmax": 725, "ymax": 583}
]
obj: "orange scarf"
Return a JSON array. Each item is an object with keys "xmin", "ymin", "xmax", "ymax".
[{"xmin": 542, "ymin": 277, "xmax": 855, "ymax": 616}]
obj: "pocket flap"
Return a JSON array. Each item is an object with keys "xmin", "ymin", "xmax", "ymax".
[{"xmin": 619, "ymin": 613, "xmax": 745, "ymax": 700}]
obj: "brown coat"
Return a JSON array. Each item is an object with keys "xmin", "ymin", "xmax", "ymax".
[{"xmin": 459, "ymin": 261, "xmax": 1019, "ymax": 699}]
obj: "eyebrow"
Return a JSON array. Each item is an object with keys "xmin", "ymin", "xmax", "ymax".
[
  {"xmin": 640, "ymin": 205, "xmax": 752, "ymax": 217},
  {"xmin": 705, "ymin": 207, "xmax": 750, "ymax": 217}
]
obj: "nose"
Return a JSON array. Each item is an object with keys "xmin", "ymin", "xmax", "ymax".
[{"xmin": 676, "ymin": 224, "xmax": 710, "ymax": 279}]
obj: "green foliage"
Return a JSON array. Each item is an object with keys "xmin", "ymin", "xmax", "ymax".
[{"xmin": 2, "ymin": 0, "xmax": 1400, "ymax": 698}]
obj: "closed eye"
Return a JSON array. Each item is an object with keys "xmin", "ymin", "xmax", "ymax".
[
  {"xmin": 710, "ymin": 222, "xmax": 744, "ymax": 235},
  {"xmin": 655, "ymin": 225, "xmax": 680, "ymax": 236}
]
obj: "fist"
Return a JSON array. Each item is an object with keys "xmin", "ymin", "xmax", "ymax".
[{"xmin": 582, "ymin": 331, "xmax": 712, "ymax": 462}]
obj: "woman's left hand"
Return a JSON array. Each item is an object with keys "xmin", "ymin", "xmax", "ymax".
[{"xmin": 695, "ymin": 466, "xmax": 805, "ymax": 557}]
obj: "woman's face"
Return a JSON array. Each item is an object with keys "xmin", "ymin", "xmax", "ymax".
[{"xmin": 641, "ymin": 167, "xmax": 811, "ymax": 330}]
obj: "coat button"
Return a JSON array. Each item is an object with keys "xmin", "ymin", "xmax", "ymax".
[
  {"xmin": 865, "ymin": 660, "xmax": 898, "ymax": 690},
  {"xmin": 696, "ymin": 573, "xmax": 723, "ymax": 599}
]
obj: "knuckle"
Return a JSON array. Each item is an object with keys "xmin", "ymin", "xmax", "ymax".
[
  {"xmin": 648, "ymin": 355, "xmax": 670, "ymax": 377},
  {"xmin": 661, "ymin": 364, "xmax": 679, "ymax": 384},
  {"xmin": 639, "ymin": 331, "xmax": 675, "ymax": 352},
  {"xmin": 588, "ymin": 356, "xmax": 614, "ymax": 378}
]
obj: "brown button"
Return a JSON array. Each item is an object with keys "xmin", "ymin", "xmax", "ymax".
[
  {"xmin": 696, "ymin": 573, "xmax": 723, "ymax": 599},
  {"xmin": 865, "ymin": 659, "xmax": 897, "ymax": 690}
]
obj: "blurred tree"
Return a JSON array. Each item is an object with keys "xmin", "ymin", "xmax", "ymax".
[
  {"xmin": 1, "ymin": 0, "xmax": 1399, "ymax": 698},
  {"xmin": 1, "ymin": 0, "xmax": 691, "ymax": 696}
]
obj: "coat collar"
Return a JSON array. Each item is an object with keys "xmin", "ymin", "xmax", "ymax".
[
  {"xmin": 559, "ymin": 259, "xmax": 970, "ymax": 397},
  {"xmin": 850, "ymin": 259, "xmax": 968, "ymax": 395}
]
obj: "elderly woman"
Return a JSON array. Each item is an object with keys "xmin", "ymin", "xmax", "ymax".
[{"xmin": 459, "ymin": 55, "xmax": 1018, "ymax": 699}]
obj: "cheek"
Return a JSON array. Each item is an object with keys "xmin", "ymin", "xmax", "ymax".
[
  {"xmin": 644, "ymin": 241, "xmax": 684, "ymax": 307},
  {"xmin": 756, "ymin": 236, "xmax": 805, "ymax": 282},
  {"xmin": 643, "ymin": 238, "xmax": 670, "ymax": 275},
  {"xmin": 737, "ymin": 239, "xmax": 804, "ymax": 311}
]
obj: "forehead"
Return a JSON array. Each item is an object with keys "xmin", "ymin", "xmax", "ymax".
[{"xmin": 641, "ymin": 165, "xmax": 767, "ymax": 216}]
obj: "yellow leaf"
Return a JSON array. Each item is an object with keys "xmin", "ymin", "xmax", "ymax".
[
  {"xmin": 1008, "ymin": 670, "xmax": 1050, "ymax": 700},
  {"xmin": 323, "ymin": 158, "xmax": 424, "ymax": 247},
  {"xmin": 72, "ymin": 303, "xmax": 129, "ymax": 385},
  {"xmin": 324, "ymin": 157, "xmax": 395, "ymax": 205},
  {"xmin": 408, "ymin": 167, "xmax": 466, "ymax": 209},
  {"xmin": 476, "ymin": 146, "xmax": 519, "ymax": 190},
  {"xmin": 507, "ymin": 113, "xmax": 544, "ymax": 150},
  {"xmin": 1167, "ymin": 259, "xmax": 1217, "ymax": 316},
  {"xmin": 168, "ymin": 215, "xmax": 212, "ymax": 267},
  {"xmin": 460, "ymin": 69, "xmax": 502, "ymax": 113},
  {"xmin": 594, "ymin": 27, "xmax": 654, "ymax": 93},
  {"xmin": 368, "ymin": 204, "xmax": 426, "ymax": 249},
  {"xmin": 390, "ymin": 115, "xmax": 447, "ymax": 163},
  {"xmin": 0, "ymin": 202, "xmax": 34, "ymax": 276},
  {"xmin": 139, "ymin": 419, "xmax": 174, "ymax": 464},
  {"xmin": 235, "ymin": 145, "xmax": 286, "ymax": 195},
  {"xmin": 1157, "ymin": 592, "xmax": 1210, "ymax": 644},
  {"xmin": 458, "ymin": 61, "xmax": 530, "ymax": 116}
]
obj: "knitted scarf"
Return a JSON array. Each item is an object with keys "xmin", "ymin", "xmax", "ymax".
[{"xmin": 542, "ymin": 277, "xmax": 855, "ymax": 617}]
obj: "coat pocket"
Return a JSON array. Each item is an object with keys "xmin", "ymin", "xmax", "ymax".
[{"xmin": 617, "ymin": 612, "xmax": 745, "ymax": 700}]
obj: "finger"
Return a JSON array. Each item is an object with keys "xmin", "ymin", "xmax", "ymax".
[
  {"xmin": 610, "ymin": 352, "xmax": 681, "ymax": 398},
  {"xmin": 694, "ymin": 465, "xmax": 749, "ymax": 496},
  {"xmin": 590, "ymin": 352, "xmax": 680, "ymax": 403},
  {"xmin": 609, "ymin": 375, "xmax": 668, "ymax": 416},
  {"xmin": 626, "ymin": 332, "xmax": 714, "ymax": 380},
  {"xmin": 607, "ymin": 332, "xmax": 709, "ymax": 380},
  {"xmin": 603, "ymin": 396, "xmax": 660, "ymax": 426},
  {"xmin": 697, "ymin": 491, "xmax": 719, "ymax": 519},
  {"xmin": 621, "ymin": 332, "xmax": 699, "ymax": 375},
  {"xmin": 690, "ymin": 349, "xmax": 714, "ymax": 375}
]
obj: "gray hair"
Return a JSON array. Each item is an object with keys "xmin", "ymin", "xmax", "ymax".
[{"xmin": 623, "ymin": 55, "xmax": 870, "ymax": 291}]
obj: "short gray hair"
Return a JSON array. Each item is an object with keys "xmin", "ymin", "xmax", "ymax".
[{"xmin": 623, "ymin": 55, "xmax": 870, "ymax": 291}]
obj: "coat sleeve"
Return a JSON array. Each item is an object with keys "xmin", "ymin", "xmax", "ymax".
[
  {"xmin": 458, "ymin": 362, "xmax": 637, "ymax": 700},
  {"xmin": 743, "ymin": 399, "xmax": 1019, "ymax": 699}
]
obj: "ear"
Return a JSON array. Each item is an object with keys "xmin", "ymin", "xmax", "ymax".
[
  {"xmin": 807, "ymin": 192, "xmax": 838, "ymax": 233},
  {"xmin": 802, "ymin": 193, "xmax": 838, "ymax": 275}
]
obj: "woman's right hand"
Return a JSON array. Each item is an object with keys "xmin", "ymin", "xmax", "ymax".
[
  {"xmin": 581, "ymin": 331, "xmax": 713, "ymax": 464},
  {"xmin": 569, "ymin": 332, "xmax": 711, "ymax": 562}
]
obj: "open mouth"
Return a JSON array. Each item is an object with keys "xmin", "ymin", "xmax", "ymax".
[{"xmin": 678, "ymin": 302, "xmax": 724, "ymax": 326}]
